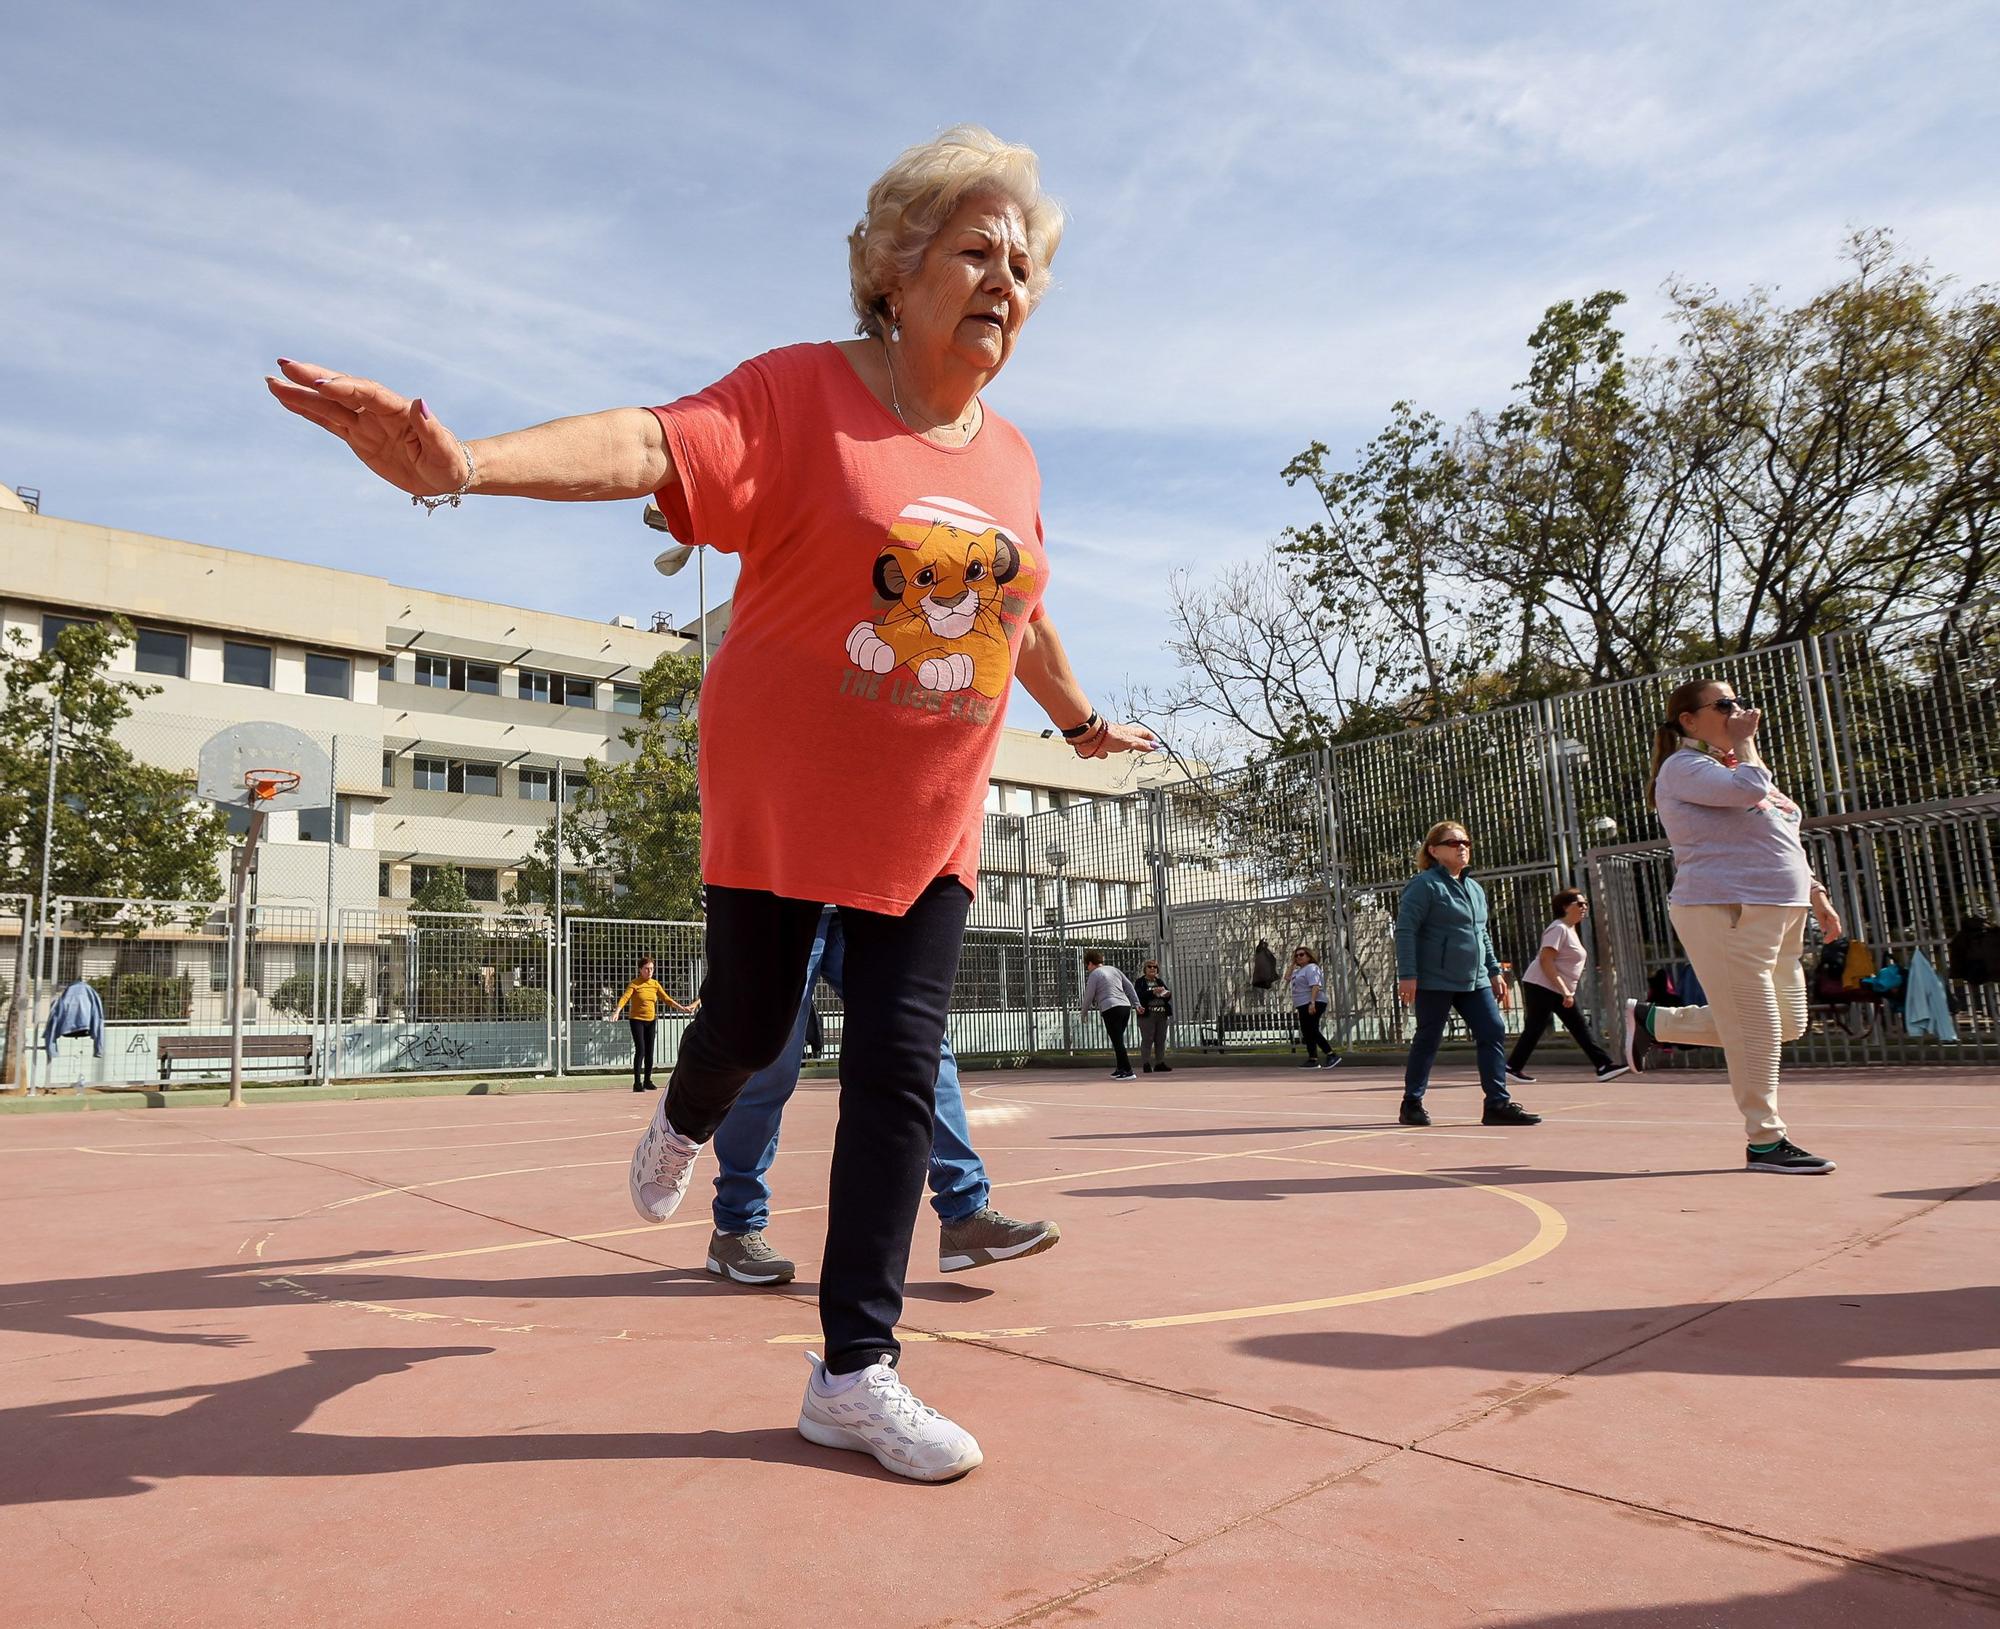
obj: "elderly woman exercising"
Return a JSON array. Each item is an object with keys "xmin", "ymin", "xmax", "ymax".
[{"xmin": 268, "ymin": 126, "xmax": 1155, "ymax": 1481}]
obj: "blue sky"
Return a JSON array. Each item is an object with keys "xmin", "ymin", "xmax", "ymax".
[{"xmin": 4, "ymin": 1, "xmax": 1997, "ymax": 731}]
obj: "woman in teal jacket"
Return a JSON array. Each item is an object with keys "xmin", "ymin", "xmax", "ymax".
[{"xmin": 1394, "ymin": 821, "xmax": 1541, "ymax": 1129}]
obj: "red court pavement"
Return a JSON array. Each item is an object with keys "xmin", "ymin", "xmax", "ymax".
[{"xmin": 2, "ymin": 1061, "xmax": 1997, "ymax": 1627}]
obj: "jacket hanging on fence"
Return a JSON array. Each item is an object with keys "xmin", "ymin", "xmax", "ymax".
[
  {"xmin": 1947, "ymin": 916, "xmax": 2000, "ymax": 984},
  {"xmin": 1902, "ymin": 950, "xmax": 1958, "ymax": 1042},
  {"xmin": 44, "ymin": 981, "xmax": 105, "ymax": 1058}
]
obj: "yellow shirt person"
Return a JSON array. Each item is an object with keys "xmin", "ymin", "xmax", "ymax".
[{"xmin": 613, "ymin": 975, "xmax": 692, "ymax": 1023}]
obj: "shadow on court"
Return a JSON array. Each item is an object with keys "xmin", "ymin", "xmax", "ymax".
[
  {"xmin": 1238, "ymin": 1285, "xmax": 2000, "ymax": 1381},
  {"xmin": 0, "ymin": 1345, "xmax": 883, "ymax": 1506},
  {"xmin": 1065, "ymin": 1165, "xmax": 1726, "ymax": 1203}
]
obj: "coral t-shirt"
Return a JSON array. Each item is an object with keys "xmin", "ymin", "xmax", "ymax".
[{"xmin": 649, "ymin": 343, "xmax": 1049, "ymax": 915}]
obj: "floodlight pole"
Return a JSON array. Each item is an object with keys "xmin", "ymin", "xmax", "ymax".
[{"xmin": 25, "ymin": 690, "xmax": 63, "ymax": 1094}]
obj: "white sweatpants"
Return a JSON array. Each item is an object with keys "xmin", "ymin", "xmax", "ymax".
[{"xmin": 1654, "ymin": 903, "xmax": 1810, "ymax": 1143}]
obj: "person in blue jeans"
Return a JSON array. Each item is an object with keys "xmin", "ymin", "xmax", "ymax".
[
  {"xmin": 1394, "ymin": 820, "xmax": 1542, "ymax": 1130},
  {"xmin": 705, "ymin": 906, "xmax": 1062, "ymax": 1285}
]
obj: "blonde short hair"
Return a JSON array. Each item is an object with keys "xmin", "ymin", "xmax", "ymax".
[{"xmin": 848, "ymin": 125, "xmax": 1065, "ymax": 340}]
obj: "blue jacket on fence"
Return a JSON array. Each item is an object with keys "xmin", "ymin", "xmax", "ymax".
[
  {"xmin": 1395, "ymin": 868, "xmax": 1503, "ymax": 992},
  {"xmin": 1902, "ymin": 950, "xmax": 1958, "ymax": 1042},
  {"xmin": 44, "ymin": 980, "xmax": 105, "ymax": 1058}
]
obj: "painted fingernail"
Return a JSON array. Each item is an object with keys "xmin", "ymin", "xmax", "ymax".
[
  {"xmin": 277, "ymin": 357, "xmax": 294, "ymax": 367},
  {"xmin": 415, "ymin": 398, "xmax": 429, "ymax": 420}
]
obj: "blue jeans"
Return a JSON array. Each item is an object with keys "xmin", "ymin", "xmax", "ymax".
[
  {"xmin": 711, "ymin": 908, "xmax": 989, "ymax": 1234},
  {"xmin": 1404, "ymin": 985, "xmax": 1511, "ymax": 1106}
]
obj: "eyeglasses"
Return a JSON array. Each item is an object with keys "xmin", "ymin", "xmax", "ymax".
[
  {"xmin": 1699, "ymin": 697, "xmax": 1751, "ymax": 715},
  {"xmin": 1432, "ymin": 837, "xmax": 1472, "ymax": 848}
]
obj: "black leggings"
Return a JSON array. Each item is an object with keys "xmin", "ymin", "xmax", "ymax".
[
  {"xmin": 663, "ymin": 877, "xmax": 971, "ymax": 1373},
  {"xmin": 1101, "ymin": 1006, "xmax": 1132, "ymax": 1073},
  {"xmin": 1510, "ymin": 981, "xmax": 1615, "ymax": 1072},
  {"xmin": 1296, "ymin": 1003, "xmax": 1333, "ymax": 1059},
  {"xmin": 627, "ymin": 1018, "xmax": 657, "ymax": 1082}
]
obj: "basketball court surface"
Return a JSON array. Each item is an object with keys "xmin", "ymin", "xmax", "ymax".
[{"xmin": 4, "ymin": 1060, "xmax": 1997, "ymax": 1626}]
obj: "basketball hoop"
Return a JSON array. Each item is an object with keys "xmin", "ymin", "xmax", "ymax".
[{"xmin": 243, "ymin": 768, "xmax": 303, "ymax": 803}]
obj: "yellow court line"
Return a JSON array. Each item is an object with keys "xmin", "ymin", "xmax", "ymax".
[
  {"xmin": 289, "ymin": 1130, "xmax": 1406, "ymax": 1275},
  {"xmin": 768, "ymin": 1156, "xmax": 1568, "ymax": 1344}
]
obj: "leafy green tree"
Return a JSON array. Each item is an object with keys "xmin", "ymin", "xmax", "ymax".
[
  {"xmin": 510, "ymin": 648, "xmax": 703, "ymax": 921},
  {"xmin": 0, "ymin": 618, "xmax": 228, "ymax": 917}
]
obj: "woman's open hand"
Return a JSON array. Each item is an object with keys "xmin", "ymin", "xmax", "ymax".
[
  {"xmin": 265, "ymin": 360, "xmax": 472, "ymax": 498},
  {"xmin": 1075, "ymin": 720, "xmax": 1160, "ymax": 760}
]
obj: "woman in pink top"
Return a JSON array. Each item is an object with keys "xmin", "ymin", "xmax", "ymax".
[
  {"xmin": 266, "ymin": 127, "xmax": 1156, "ymax": 1482},
  {"xmin": 1506, "ymin": 888, "xmax": 1628, "ymax": 1084}
]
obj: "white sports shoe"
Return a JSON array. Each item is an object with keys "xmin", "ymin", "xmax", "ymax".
[
  {"xmin": 627, "ymin": 1101, "xmax": 701, "ymax": 1223},
  {"xmin": 796, "ymin": 1353, "xmax": 983, "ymax": 1483}
]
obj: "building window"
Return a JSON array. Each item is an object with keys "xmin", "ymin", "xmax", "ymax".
[
  {"xmin": 415, "ymin": 655, "xmax": 499, "ymax": 694},
  {"xmin": 463, "ymin": 868, "xmax": 500, "ymax": 903},
  {"xmin": 378, "ymin": 654, "xmax": 398, "ymax": 682},
  {"xmin": 563, "ymin": 676, "xmax": 596, "ymax": 709},
  {"xmin": 209, "ymin": 943, "xmax": 231, "ymax": 993},
  {"xmin": 305, "ymin": 652, "xmax": 351, "ymax": 699},
  {"xmin": 378, "ymin": 862, "xmax": 392, "ymax": 898},
  {"xmin": 519, "ymin": 669, "xmax": 552, "ymax": 704},
  {"xmin": 413, "ymin": 755, "xmax": 449, "ymax": 792},
  {"xmin": 563, "ymin": 772, "xmax": 589, "ymax": 804},
  {"xmin": 41, "ymin": 613, "xmax": 95, "ymax": 651},
  {"xmin": 519, "ymin": 767, "xmax": 554, "ymax": 802},
  {"xmin": 381, "ymin": 750, "xmax": 397, "ymax": 789},
  {"xmin": 298, "ymin": 798, "xmax": 352, "ymax": 844},
  {"xmin": 134, "ymin": 627, "xmax": 187, "ymax": 678},
  {"xmin": 223, "ymin": 640, "xmax": 273, "ymax": 688},
  {"xmin": 611, "ymin": 682, "xmax": 642, "ymax": 716},
  {"xmin": 408, "ymin": 864, "xmax": 439, "ymax": 897},
  {"xmin": 449, "ymin": 761, "xmax": 500, "ymax": 796},
  {"xmin": 224, "ymin": 805, "xmax": 255, "ymax": 837}
]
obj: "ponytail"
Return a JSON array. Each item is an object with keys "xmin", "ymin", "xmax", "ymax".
[{"xmin": 1648, "ymin": 677, "xmax": 1722, "ymax": 807}]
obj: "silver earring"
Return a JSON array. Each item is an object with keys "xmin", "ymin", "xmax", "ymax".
[{"xmin": 889, "ymin": 321, "xmax": 901, "ymax": 343}]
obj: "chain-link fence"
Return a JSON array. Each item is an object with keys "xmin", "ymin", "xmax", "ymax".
[
  {"xmin": 10, "ymin": 627, "xmax": 1998, "ymax": 1089},
  {"xmin": 332, "ymin": 908, "xmax": 555, "ymax": 1078}
]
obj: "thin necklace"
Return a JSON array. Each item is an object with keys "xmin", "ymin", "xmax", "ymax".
[{"xmin": 884, "ymin": 340, "xmax": 978, "ymax": 444}]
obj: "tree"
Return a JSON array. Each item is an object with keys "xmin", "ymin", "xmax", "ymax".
[
  {"xmin": 0, "ymin": 617, "xmax": 229, "ymax": 916},
  {"xmin": 509, "ymin": 648, "xmax": 703, "ymax": 921},
  {"xmin": 1280, "ymin": 403, "xmax": 1499, "ymax": 728}
]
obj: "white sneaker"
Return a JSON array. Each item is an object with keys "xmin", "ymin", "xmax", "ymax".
[
  {"xmin": 796, "ymin": 1353, "xmax": 983, "ymax": 1483},
  {"xmin": 627, "ymin": 1101, "xmax": 701, "ymax": 1223}
]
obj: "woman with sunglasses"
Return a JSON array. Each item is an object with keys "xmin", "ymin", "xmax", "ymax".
[
  {"xmin": 1507, "ymin": 889, "xmax": 1627, "ymax": 1085},
  {"xmin": 1288, "ymin": 946, "xmax": 1342, "ymax": 1070},
  {"xmin": 1394, "ymin": 823, "xmax": 1541, "ymax": 1128},
  {"xmin": 1625, "ymin": 679, "xmax": 1842, "ymax": 1174}
]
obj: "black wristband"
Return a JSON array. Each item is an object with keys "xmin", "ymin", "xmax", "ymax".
[{"xmin": 1060, "ymin": 710, "xmax": 1101, "ymax": 740}]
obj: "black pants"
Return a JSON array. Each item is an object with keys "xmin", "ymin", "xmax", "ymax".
[
  {"xmin": 1509, "ymin": 981, "xmax": 1615, "ymax": 1072},
  {"xmin": 627, "ymin": 1018, "xmax": 658, "ymax": 1082},
  {"xmin": 663, "ymin": 878, "xmax": 970, "ymax": 1374},
  {"xmin": 1101, "ymin": 1005, "xmax": 1133, "ymax": 1073},
  {"xmin": 1296, "ymin": 1002, "xmax": 1334, "ymax": 1059}
]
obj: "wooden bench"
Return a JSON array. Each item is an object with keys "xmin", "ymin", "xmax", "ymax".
[{"xmin": 156, "ymin": 1033, "xmax": 315, "ymax": 1082}]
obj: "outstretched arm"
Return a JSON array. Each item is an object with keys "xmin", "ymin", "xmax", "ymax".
[
  {"xmin": 1015, "ymin": 615, "xmax": 1158, "ymax": 758},
  {"xmin": 266, "ymin": 360, "xmax": 673, "ymax": 502}
]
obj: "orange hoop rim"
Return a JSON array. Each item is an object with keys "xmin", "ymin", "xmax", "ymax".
[{"xmin": 243, "ymin": 767, "xmax": 303, "ymax": 802}]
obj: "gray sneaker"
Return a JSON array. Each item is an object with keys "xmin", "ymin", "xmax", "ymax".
[
  {"xmin": 706, "ymin": 1228, "xmax": 797, "ymax": 1284},
  {"xmin": 938, "ymin": 1207, "xmax": 1062, "ymax": 1273}
]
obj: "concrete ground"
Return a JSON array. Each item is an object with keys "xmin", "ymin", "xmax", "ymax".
[{"xmin": 2, "ymin": 1059, "xmax": 1996, "ymax": 1627}]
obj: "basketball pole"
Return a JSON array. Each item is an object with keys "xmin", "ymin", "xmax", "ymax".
[{"xmin": 227, "ymin": 805, "xmax": 266, "ymax": 1109}]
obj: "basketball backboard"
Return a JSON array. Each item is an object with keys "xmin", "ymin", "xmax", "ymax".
[{"xmin": 196, "ymin": 722, "xmax": 332, "ymax": 813}]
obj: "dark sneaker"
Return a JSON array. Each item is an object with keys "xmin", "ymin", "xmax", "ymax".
[
  {"xmin": 1320, "ymin": 1055, "xmax": 1344, "ymax": 1070},
  {"xmin": 939, "ymin": 1207, "xmax": 1061, "ymax": 1273},
  {"xmin": 1398, "ymin": 1097, "xmax": 1431, "ymax": 1127},
  {"xmin": 1155, "ymin": 1064, "xmax": 1174, "ymax": 1073},
  {"xmin": 1506, "ymin": 1064, "xmax": 1537, "ymax": 1084},
  {"xmin": 1298, "ymin": 1058, "xmax": 1320, "ymax": 1069},
  {"xmin": 1746, "ymin": 1139, "xmax": 1836, "ymax": 1175},
  {"xmin": 1142, "ymin": 1064, "xmax": 1154, "ymax": 1073},
  {"xmin": 706, "ymin": 1228, "xmax": 796, "ymax": 1284},
  {"xmin": 1110, "ymin": 1070, "xmax": 1137, "ymax": 1081},
  {"xmin": 1623, "ymin": 1000, "xmax": 1658, "ymax": 1073},
  {"xmin": 1482, "ymin": 1101, "xmax": 1543, "ymax": 1126},
  {"xmin": 1596, "ymin": 1063, "xmax": 1631, "ymax": 1082}
]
